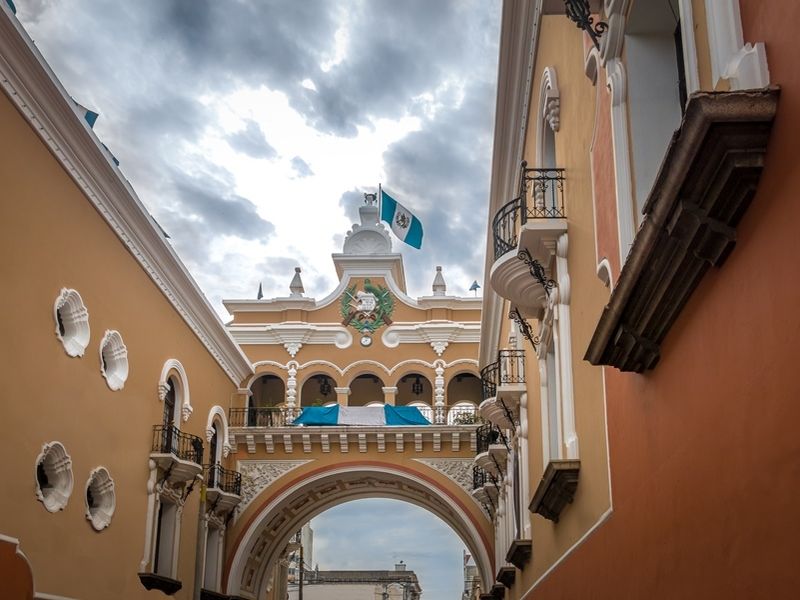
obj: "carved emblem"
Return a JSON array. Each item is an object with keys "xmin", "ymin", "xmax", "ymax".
[
  {"xmin": 395, "ymin": 212, "xmax": 410, "ymax": 229},
  {"xmin": 341, "ymin": 279, "xmax": 394, "ymax": 335}
]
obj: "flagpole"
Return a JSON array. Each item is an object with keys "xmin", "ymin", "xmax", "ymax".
[{"xmin": 378, "ymin": 182, "xmax": 382, "ymax": 221}]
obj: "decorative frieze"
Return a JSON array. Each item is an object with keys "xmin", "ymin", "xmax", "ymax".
[{"xmin": 236, "ymin": 460, "xmax": 313, "ymax": 513}]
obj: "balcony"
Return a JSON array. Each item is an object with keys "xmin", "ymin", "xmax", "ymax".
[
  {"xmin": 490, "ymin": 165, "xmax": 567, "ymax": 319},
  {"xmin": 471, "ymin": 465, "xmax": 498, "ymax": 505},
  {"xmin": 474, "ymin": 423, "xmax": 508, "ymax": 477},
  {"xmin": 586, "ymin": 89, "xmax": 779, "ymax": 372},
  {"xmin": 149, "ymin": 424, "xmax": 203, "ymax": 484},
  {"xmin": 205, "ymin": 464, "xmax": 242, "ymax": 514},
  {"xmin": 479, "ymin": 350, "xmax": 525, "ymax": 430},
  {"xmin": 229, "ymin": 406, "xmax": 290, "ymax": 427}
]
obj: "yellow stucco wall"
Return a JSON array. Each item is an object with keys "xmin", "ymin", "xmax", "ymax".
[{"xmin": 0, "ymin": 88, "xmax": 239, "ymax": 598}]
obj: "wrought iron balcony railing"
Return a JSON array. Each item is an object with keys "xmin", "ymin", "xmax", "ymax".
[
  {"xmin": 472, "ymin": 465, "xmax": 494, "ymax": 490},
  {"xmin": 229, "ymin": 406, "xmax": 289, "ymax": 427},
  {"xmin": 492, "ymin": 163, "xmax": 565, "ymax": 261},
  {"xmin": 151, "ymin": 424, "xmax": 203, "ymax": 465},
  {"xmin": 480, "ymin": 349, "xmax": 526, "ymax": 401},
  {"xmin": 205, "ymin": 464, "xmax": 242, "ymax": 496},
  {"xmin": 476, "ymin": 423, "xmax": 509, "ymax": 454}
]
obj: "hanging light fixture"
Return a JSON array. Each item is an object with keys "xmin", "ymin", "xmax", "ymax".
[
  {"xmin": 319, "ymin": 376, "xmax": 332, "ymax": 396},
  {"xmin": 412, "ymin": 375, "xmax": 423, "ymax": 396}
]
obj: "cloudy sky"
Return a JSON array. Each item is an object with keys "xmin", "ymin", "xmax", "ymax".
[
  {"xmin": 311, "ymin": 499, "xmax": 469, "ymax": 600},
  {"xmin": 17, "ymin": 0, "xmax": 500, "ymax": 316},
  {"xmin": 15, "ymin": 1, "xmax": 499, "ymax": 597}
]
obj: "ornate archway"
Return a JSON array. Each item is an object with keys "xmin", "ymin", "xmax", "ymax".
[{"xmin": 225, "ymin": 462, "xmax": 494, "ymax": 598}]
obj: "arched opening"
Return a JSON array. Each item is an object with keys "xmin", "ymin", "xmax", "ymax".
[
  {"xmin": 348, "ymin": 373, "xmax": 385, "ymax": 407},
  {"xmin": 300, "ymin": 373, "xmax": 336, "ymax": 407},
  {"xmin": 226, "ymin": 465, "xmax": 493, "ymax": 598},
  {"xmin": 248, "ymin": 374, "xmax": 286, "ymax": 426},
  {"xmin": 446, "ymin": 373, "xmax": 481, "ymax": 424},
  {"xmin": 281, "ymin": 499, "xmax": 471, "ymax": 599},
  {"xmin": 395, "ymin": 372, "xmax": 432, "ymax": 407}
]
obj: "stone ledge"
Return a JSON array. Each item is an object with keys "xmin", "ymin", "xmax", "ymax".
[
  {"xmin": 585, "ymin": 89, "xmax": 779, "ymax": 372},
  {"xmin": 529, "ymin": 459, "xmax": 580, "ymax": 523}
]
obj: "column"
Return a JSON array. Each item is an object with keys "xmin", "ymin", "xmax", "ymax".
[
  {"xmin": 335, "ymin": 387, "xmax": 351, "ymax": 407},
  {"xmin": 382, "ymin": 386, "xmax": 398, "ymax": 406}
]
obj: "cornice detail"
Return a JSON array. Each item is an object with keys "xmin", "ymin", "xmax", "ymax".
[
  {"xmin": 228, "ymin": 323, "xmax": 352, "ymax": 350},
  {"xmin": 382, "ymin": 322, "xmax": 481, "ymax": 350},
  {"xmin": 0, "ymin": 11, "xmax": 252, "ymax": 386}
]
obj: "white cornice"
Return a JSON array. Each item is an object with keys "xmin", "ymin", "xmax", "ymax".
[
  {"xmin": 223, "ymin": 298, "xmax": 318, "ymax": 313},
  {"xmin": 480, "ymin": 0, "xmax": 541, "ymax": 367},
  {"xmin": 382, "ymin": 322, "xmax": 481, "ymax": 349},
  {"xmin": 228, "ymin": 323, "xmax": 352, "ymax": 349},
  {"xmin": 226, "ymin": 268, "xmax": 481, "ymax": 315},
  {"xmin": 0, "ymin": 10, "xmax": 253, "ymax": 385}
]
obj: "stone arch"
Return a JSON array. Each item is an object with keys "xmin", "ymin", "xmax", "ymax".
[
  {"xmin": 394, "ymin": 371, "xmax": 433, "ymax": 407},
  {"xmin": 205, "ymin": 406, "xmax": 232, "ymax": 458},
  {"xmin": 225, "ymin": 462, "xmax": 493, "ymax": 597},
  {"xmin": 248, "ymin": 373, "xmax": 286, "ymax": 409},
  {"xmin": 298, "ymin": 370, "xmax": 337, "ymax": 407},
  {"xmin": 347, "ymin": 372, "xmax": 385, "ymax": 406},
  {"xmin": 158, "ymin": 359, "xmax": 192, "ymax": 422}
]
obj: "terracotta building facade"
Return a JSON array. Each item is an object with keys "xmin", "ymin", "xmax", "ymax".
[{"xmin": 479, "ymin": 1, "xmax": 795, "ymax": 599}]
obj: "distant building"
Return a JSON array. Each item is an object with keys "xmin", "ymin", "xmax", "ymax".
[
  {"xmin": 287, "ymin": 561, "xmax": 421, "ymax": 600},
  {"xmin": 462, "ymin": 550, "xmax": 480, "ymax": 600}
]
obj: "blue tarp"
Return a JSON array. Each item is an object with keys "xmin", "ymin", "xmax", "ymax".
[
  {"xmin": 385, "ymin": 405, "xmax": 431, "ymax": 425},
  {"xmin": 292, "ymin": 405, "xmax": 431, "ymax": 426},
  {"xmin": 292, "ymin": 405, "xmax": 339, "ymax": 426}
]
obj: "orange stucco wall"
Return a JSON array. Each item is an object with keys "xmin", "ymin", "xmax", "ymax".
[{"xmin": 520, "ymin": 5, "xmax": 800, "ymax": 598}]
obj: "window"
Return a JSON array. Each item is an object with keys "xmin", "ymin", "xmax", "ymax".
[
  {"xmin": 99, "ymin": 330, "xmax": 128, "ymax": 391},
  {"xmin": 53, "ymin": 288, "xmax": 90, "ymax": 357},
  {"xmin": 85, "ymin": 467, "xmax": 115, "ymax": 531},
  {"xmin": 625, "ymin": 0, "xmax": 685, "ymax": 219},
  {"xmin": 153, "ymin": 499, "xmax": 179, "ymax": 577},
  {"xmin": 203, "ymin": 524, "xmax": 223, "ymax": 592},
  {"xmin": 35, "ymin": 442, "xmax": 73, "ymax": 512}
]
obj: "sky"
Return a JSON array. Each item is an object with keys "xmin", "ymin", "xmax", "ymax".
[
  {"xmin": 310, "ymin": 499, "xmax": 468, "ymax": 600},
  {"xmin": 14, "ymin": 1, "xmax": 500, "ymax": 597},
  {"xmin": 17, "ymin": 0, "xmax": 500, "ymax": 317}
]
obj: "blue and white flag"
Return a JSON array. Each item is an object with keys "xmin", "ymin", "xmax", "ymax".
[
  {"xmin": 293, "ymin": 405, "xmax": 430, "ymax": 426},
  {"xmin": 380, "ymin": 188, "xmax": 423, "ymax": 249}
]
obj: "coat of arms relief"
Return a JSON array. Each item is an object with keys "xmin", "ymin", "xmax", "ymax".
[{"xmin": 341, "ymin": 279, "xmax": 394, "ymax": 347}]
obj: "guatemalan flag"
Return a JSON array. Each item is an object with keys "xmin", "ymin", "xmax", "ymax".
[
  {"xmin": 380, "ymin": 188, "xmax": 423, "ymax": 249},
  {"xmin": 293, "ymin": 405, "xmax": 430, "ymax": 426}
]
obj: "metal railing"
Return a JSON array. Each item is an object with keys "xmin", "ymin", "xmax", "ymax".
[
  {"xmin": 480, "ymin": 349, "xmax": 526, "ymax": 401},
  {"xmin": 491, "ymin": 162, "xmax": 565, "ymax": 261},
  {"xmin": 520, "ymin": 165, "xmax": 565, "ymax": 220},
  {"xmin": 205, "ymin": 464, "xmax": 242, "ymax": 496},
  {"xmin": 447, "ymin": 404, "xmax": 480, "ymax": 425},
  {"xmin": 151, "ymin": 424, "xmax": 203, "ymax": 464},
  {"xmin": 472, "ymin": 465, "xmax": 491, "ymax": 490},
  {"xmin": 476, "ymin": 423, "xmax": 508, "ymax": 453},
  {"xmin": 229, "ymin": 406, "xmax": 289, "ymax": 427},
  {"xmin": 492, "ymin": 197, "xmax": 522, "ymax": 261}
]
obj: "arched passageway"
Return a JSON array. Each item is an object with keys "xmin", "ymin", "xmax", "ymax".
[
  {"xmin": 395, "ymin": 372, "xmax": 433, "ymax": 407},
  {"xmin": 225, "ymin": 464, "xmax": 493, "ymax": 598},
  {"xmin": 349, "ymin": 373, "xmax": 385, "ymax": 406},
  {"xmin": 300, "ymin": 373, "xmax": 336, "ymax": 407}
]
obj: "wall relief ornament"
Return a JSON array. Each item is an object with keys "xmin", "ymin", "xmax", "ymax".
[
  {"xmin": 237, "ymin": 460, "xmax": 313, "ymax": 513},
  {"xmin": 340, "ymin": 280, "xmax": 394, "ymax": 338},
  {"xmin": 413, "ymin": 458, "xmax": 490, "ymax": 517}
]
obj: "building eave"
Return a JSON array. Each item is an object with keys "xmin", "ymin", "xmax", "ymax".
[
  {"xmin": 0, "ymin": 9, "xmax": 253, "ymax": 385},
  {"xmin": 480, "ymin": 0, "xmax": 542, "ymax": 367}
]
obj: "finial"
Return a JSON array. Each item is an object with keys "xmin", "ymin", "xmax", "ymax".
[
  {"xmin": 364, "ymin": 192, "xmax": 377, "ymax": 206},
  {"xmin": 289, "ymin": 267, "xmax": 305, "ymax": 297},
  {"xmin": 432, "ymin": 266, "xmax": 446, "ymax": 296}
]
